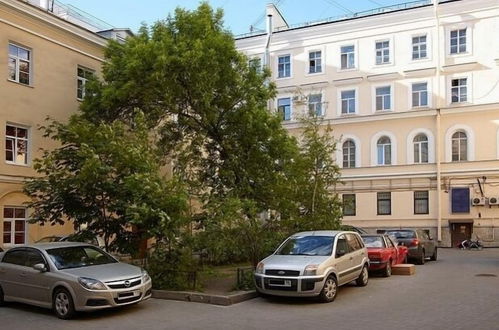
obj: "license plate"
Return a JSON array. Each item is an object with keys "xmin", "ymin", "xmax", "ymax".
[
  {"xmin": 269, "ymin": 279, "xmax": 291, "ymax": 287},
  {"xmin": 284, "ymin": 280, "xmax": 291, "ymax": 287},
  {"xmin": 118, "ymin": 291, "xmax": 139, "ymax": 299}
]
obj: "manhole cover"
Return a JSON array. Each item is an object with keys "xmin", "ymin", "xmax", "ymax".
[{"xmin": 475, "ymin": 274, "xmax": 498, "ymax": 277}]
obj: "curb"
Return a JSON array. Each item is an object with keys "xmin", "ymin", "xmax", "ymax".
[{"xmin": 152, "ymin": 289, "xmax": 258, "ymax": 306}]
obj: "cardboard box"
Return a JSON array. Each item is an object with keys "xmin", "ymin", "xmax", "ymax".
[{"xmin": 392, "ymin": 264, "xmax": 416, "ymax": 275}]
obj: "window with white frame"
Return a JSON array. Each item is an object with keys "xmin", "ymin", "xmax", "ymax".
[
  {"xmin": 377, "ymin": 136, "xmax": 391, "ymax": 165},
  {"xmin": 2, "ymin": 207, "xmax": 27, "ymax": 245},
  {"xmin": 8, "ymin": 43, "xmax": 31, "ymax": 85},
  {"xmin": 375, "ymin": 40, "xmax": 390, "ymax": 65},
  {"xmin": 412, "ymin": 35, "xmax": 427, "ymax": 60},
  {"xmin": 450, "ymin": 28, "xmax": 467, "ymax": 54},
  {"xmin": 5, "ymin": 124, "xmax": 28, "ymax": 165},
  {"xmin": 375, "ymin": 86, "xmax": 391, "ymax": 111},
  {"xmin": 451, "ymin": 78, "xmax": 467, "ymax": 103},
  {"xmin": 413, "ymin": 134, "xmax": 429, "ymax": 163},
  {"xmin": 308, "ymin": 94, "xmax": 323, "ymax": 116},
  {"xmin": 277, "ymin": 55, "xmax": 291, "ymax": 78},
  {"xmin": 308, "ymin": 51, "xmax": 322, "ymax": 74},
  {"xmin": 277, "ymin": 97, "xmax": 291, "ymax": 121},
  {"xmin": 77, "ymin": 66, "xmax": 94, "ymax": 100},
  {"xmin": 341, "ymin": 89, "xmax": 356, "ymax": 114},
  {"xmin": 451, "ymin": 131, "xmax": 467, "ymax": 161},
  {"xmin": 412, "ymin": 82, "xmax": 428, "ymax": 107},
  {"xmin": 342, "ymin": 140, "xmax": 356, "ymax": 168},
  {"xmin": 340, "ymin": 45, "xmax": 355, "ymax": 70}
]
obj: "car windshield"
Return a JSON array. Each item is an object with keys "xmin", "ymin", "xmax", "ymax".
[
  {"xmin": 46, "ymin": 246, "xmax": 116, "ymax": 270},
  {"xmin": 276, "ymin": 235, "xmax": 335, "ymax": 256},
  {"xmin": 363, "ymin": 236, "xmax": 385, "ymax": 248},
  {"xmin": 36, "ymin": 236, "xmax": 61, "ymax": 243},
  {"xmin": 386, "ymin": 230, "xmax": 416, "ymax": 239}
]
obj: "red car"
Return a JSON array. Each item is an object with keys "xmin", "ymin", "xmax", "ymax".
[{"xmin": 361, "ymin": 234, "xmax": 408, "ymax": 277}]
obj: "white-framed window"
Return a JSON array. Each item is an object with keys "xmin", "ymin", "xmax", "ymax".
[
  {"xmin": 342, "ymin": 140, "xmax": 356, "ymax": 168},
  {"xmin": 451, "ymin": 131, "xmax": 467, "ymax": 162},
  {"xmin": 377, "ymin": 136, "xmax": 392, "ymax": 165},
  {"xmin": 2, "ymin": 207, "xmax": 27, "ymax": 245},
  {"xmin": 375, "ymin": 86, "xmax": 392, "ymax": 111},
  {"xmin": 412, "ymin": 35, "xmax": 427, "ymax": 60},
  {"xmin": 277, "ymin": 55, "xmax": 291, "ymax": 78},
  {"xmin": 340, "ymin": 45, "xmax": 355, "ymax": 70},
  {"xmin": 8, "ymin": 43, "xmax": 31, "ymax": 85},
  {"xmin": 5, "ymin": 124, "xmax": 29, "ymax": 165},
  {"xmin": 308, "ymin": 94, "xmax": 323, "ymax": 117},
  {"xmin": 308, "ymin": 51, "xmax": 322, "ymax": 74},
  {"xmin": 77, "ymin": 66, "xmax": 94, "ymax": 100},
  {"xmin": 341, "ymin": 89, "xmax": 356, "ymax": 114},
  {"xmin": 451, "ymin": 78, "xmax": 467, "ymax": 103},
  {"xmin": 413, "ymin": 134, "xmax": 429, "ymax": 163},
  {"xmin": 450, "ymin": 28, "xmax": 467, "ymax": 54},
  {"xmin": 375, "ymin": 40, "xmax": 390, "ymax": 65},
  {"xmin": 412, "ymin": 82, "xmax": 428, "ymax": 107},
  {"xmin": 277, "ymin": 97, "xmax": 292, "ymax": 121}
]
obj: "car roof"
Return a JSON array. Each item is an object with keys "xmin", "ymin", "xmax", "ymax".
[
  {"xmin": 291, "ymin": 230, "xmax": 355, "ymax": 237},
  {"xmin": 13, "ymin": 242, "xmax": 93, "ymax": 250}
]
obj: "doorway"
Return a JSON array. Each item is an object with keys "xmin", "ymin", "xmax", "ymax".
[{"xmin": 450, "ymin": 222, "xmax": 472, "ymax": 248}]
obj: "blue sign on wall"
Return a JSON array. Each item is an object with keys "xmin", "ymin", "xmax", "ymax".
[{"xmin": 451, "ymin": 188, "xmax": 470, "ymax": 213}]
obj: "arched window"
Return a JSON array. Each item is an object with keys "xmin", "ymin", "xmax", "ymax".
[
  {"xmin": 377, "ymin": 136, "xmax": 391, "ymax": 165},
  {"xmin": 452, "ymin": 131, "xmax": 467, "ymax": 161},
  {"xmin": 343, "ymin": 140, "xmax": 356, "ymax": 168},
  {"xmin": 413, "ymin": 134, "xmax": 429, "ymax": 163}
]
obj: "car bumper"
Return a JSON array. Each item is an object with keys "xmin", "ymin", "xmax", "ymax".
[
  {"xmin": 74, "ymin": 279, "xmax": 153, "ymax": 311},
  {"xmin": 254, "ymin": 274, "xmax": 325, "ymax": 297},
  {"xmin": 368, "ymin": 260, "xmax": 388, "ymax": 270},
  {"xmin": 406, "ymin": 247, "xmax": 422, "ymax": 258}
]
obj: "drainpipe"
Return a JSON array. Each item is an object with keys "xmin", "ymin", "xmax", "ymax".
[
  {"xmin": 264, "ymin": 14, "xmax": 273, "ymax": 69},
  {"xmin": 434, "ymin": 0, "xmax": 443, "ymax": 242}
]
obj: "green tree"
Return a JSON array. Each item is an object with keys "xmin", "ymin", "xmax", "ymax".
[{"xmin": 24, "ymin": 113, "xmax": 188, "ymax": 253}]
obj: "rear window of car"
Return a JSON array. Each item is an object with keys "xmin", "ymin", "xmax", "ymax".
[
  {"xmin": 386, "ymin": 230, "xmax": 416, "ymax": 239},
  {"xmin": 363, "ymin": 236, "xmax": 386, "ymax": 248},
  {"xmin": 47, "ymin": 246, "xmax": 117, "ymax": 270},
  {"xmin": 276, "ymin": 235, "xmax": 335, "ymax": 256}
]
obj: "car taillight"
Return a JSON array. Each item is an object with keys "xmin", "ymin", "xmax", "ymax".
[{"xmin": 409, "ymin": 239, "xmax": 419, "ymax": 247}]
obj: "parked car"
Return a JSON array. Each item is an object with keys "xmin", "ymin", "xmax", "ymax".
[
  {"xmin": 0, "ymin": 242, "xmax": 151, "ymax": 319},
  {"xmin": 384, "ymin": 229, "xmax": 437, "ymax": 265},
  {"xmin": 254, "ymin": 231, "xmax": 369, "ymax": 303},
  {"xmin": 361, "ymin": 234, "xmax": 408, "ymax": 277},
  {"xmin": 340, "ymin": 225, "xmax": 368, "ymax": 235}
]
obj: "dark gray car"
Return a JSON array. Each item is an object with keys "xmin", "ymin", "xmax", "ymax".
[
  {"xmin": 0, "ymin": 242, "xmax": 152, "ymax": 319},
  {"xmin": 384, "ymin": 229, "xmax": 437, "ymax": 265}
]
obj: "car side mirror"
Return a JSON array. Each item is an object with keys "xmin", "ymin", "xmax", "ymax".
[
  {"xmin": 336, "ymin": 249, "xmax": 346, "ymax": 258},
  {"xmin": 33, "ymin": 263, "xmax": 47, "ymax": 272}
]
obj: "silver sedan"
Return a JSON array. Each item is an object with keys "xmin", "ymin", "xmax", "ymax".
[{"xmin": 0, "ymin": 242, "xmax": 152, "ymax": 319}]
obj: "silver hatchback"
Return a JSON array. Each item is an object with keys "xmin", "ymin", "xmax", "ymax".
[
  {"xmin": 254, "ymin": 231, "xmax": 369, "ymax": 302},
  {"xmin": 0, "ymin": 242, "xmax": 152, "ymax": 319}
]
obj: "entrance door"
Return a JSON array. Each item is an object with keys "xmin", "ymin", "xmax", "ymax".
[{"xmin": 450, "ymin": 223, "xmax": 472, "ymax": 248}]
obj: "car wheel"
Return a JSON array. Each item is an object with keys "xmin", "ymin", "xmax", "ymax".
[
  {"xmin": 53, "ymin": 288, "xmax": 76, "ymax": 319},
  {"xmin": 356, "ymin": 265, "xmax": 369, "ymax": 287},
  {"xmin": 318, "ymin": 275, "xmax": 338, "ymax": 303},
  {"xmin": 0, "ymin": 285, "xmax": 5, "ymax": 307},
  {"xmin": 383, "ymin": 260, "xmax": 392, "ymax": 277},
  {"xmin": 430, "ymin": 247, "xmax": 438, "ymax": 261},
  {"xmin": 416, "ymin": 251, "xmax": 425, "ymax": 265}
]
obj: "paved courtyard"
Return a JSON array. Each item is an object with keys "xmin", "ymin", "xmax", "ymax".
[{"xmin": 1, "ymin": 248, "xmax": 498, "ymax": 330}]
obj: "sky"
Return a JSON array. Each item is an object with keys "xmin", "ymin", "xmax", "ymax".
[{"xmin": 60, "ymin": 0, "xmax": 415, "ymax": 36}]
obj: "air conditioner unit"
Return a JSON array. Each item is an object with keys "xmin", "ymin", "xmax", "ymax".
[
  {"xmin": 471, "ymin": 197, "xmax": 486, "ymax": 206},
  {"xmin": 489, "ymin": 197, "xmax": 499, "ymax": 205}
]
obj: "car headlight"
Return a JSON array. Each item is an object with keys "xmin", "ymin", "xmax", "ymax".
[
  {"xmin": 78, "ymin": 277, "xmax": 107, "ymax": 290},
  {"xmin": 304, "ymin": 264, "xmax": 319, "ymax": 276},
  {"xmin": 142, "ymin": 269, "xmax": 151, "ymax": 282},
  {"xmin": 255, "ymin": 262, "xmax": 264, "ymax": 274}
]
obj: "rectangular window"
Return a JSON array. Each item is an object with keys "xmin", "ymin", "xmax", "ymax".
[
  {"xmin": 77, "ymin": 67, "xmax": 94, "ymax": 100},
  {"xmin": 308, "ymin": 51, "xmax": 322, "ymax": 74},
  {"xmin": 412, "ymin": 82, "xmax": 428, "ymax": 107},
  {"xmin": 8, "ymin": 43, "xmax": 31, "ymax": 85},
  {"xmin": 375, "ymin": 86, "xmax": 391, "ymax": 111},
  {"xmin": 412, "ymin": 35, "xmax": 427, "ymax": 60},
  {"xmin": 414, "ymin": 191, "xmax": 429, "ymax": 214},
  {"xmin": 3, "ymin": 207, "xmax": 27, "ymax": 245},
  {"xmin": 450, "ymin": 28, "xmax": 467, "ymax": 54},
  {"xmin": 375, "ymin": 40, "xmax": 390, "ymax": 65},
  {"xmin": 341, "ymin": 90, "xmax": 356, "ymax": 114},
  {"xmin": 451, "ymin": 78, "xmax": 467, "ymax": 103},
  {"xmin": 343, "ymin": 194, "xmax": 356, "ymax": 216},
  {"xmin": 277, "ymin": 97, "xmax": 291, "ymax": 121},
  {"xmin": 377, "ymin": 192, "xmax": 391, "ymax": 215},
  {"xmin": 451, "ymin": 188, "xmax": 470, "ymax": 213},
  {"xmin": 340, "ymin": 45, "xmax": 355, "ymax": 70},
  {"xmin": 277, "ymin": 55, "xmax": 291, "ymax": 78},
  {"xmin": 5, "ymin": 124, "xmax": 28, "ymax": 165},
  {"xmin": 308, "ymin": 94, "xmax": 323, "ymax": 116}
]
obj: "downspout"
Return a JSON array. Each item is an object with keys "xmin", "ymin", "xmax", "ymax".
[
  {"xmin": 265, "ymin": 13, "xmax": 273, "ymax": 112},
  {"xmin": 434, "ymin": 0, "xmax": 443, "ymax": 242}
]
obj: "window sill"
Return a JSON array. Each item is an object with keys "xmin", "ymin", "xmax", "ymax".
[
  {"xmin": 5, "ymin": 161, "xmax": 31, "ymax": 168},
  {"xmin": 7, "ymin": 79, "xmax": 33, "ymax": 88},
  {"xmin": 337, "ymin": 67, "xmax": 358, "ymax": 73}
]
